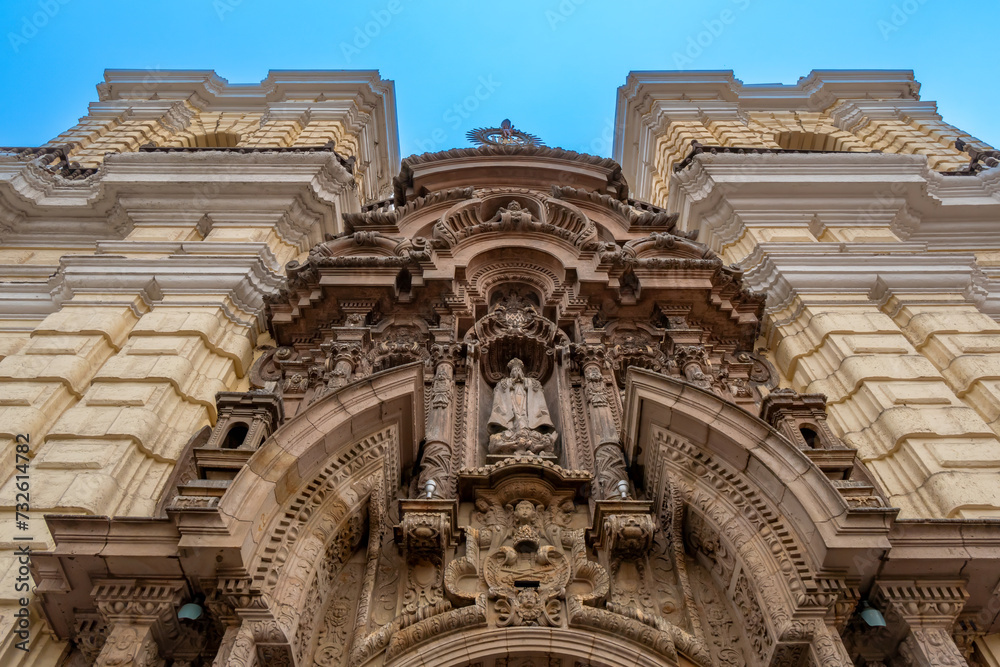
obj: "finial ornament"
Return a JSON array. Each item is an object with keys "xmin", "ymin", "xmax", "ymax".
[{"xmin": 467, "ymin": 119, "xmax": 544, "ymax": 147}]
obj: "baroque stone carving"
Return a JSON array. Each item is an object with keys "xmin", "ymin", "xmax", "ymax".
[
  {"xmin": 582, "ymin": 364, "xmax": 619, "ymax": 447},
  {"xmin": 445, "ymin": 478, "xmax": 608, "ymax": 629},
  {"xmin": 397, "ymin": 502, "xmax": 456, "ymax": 615},
  {"xmin": 310, "ymin": 564, "xmax": 363, "ymax": 667},
  {"xmin": 473, "ymin": 291, "xmax": 560, "ymax": 384},
  {"xmin": 674, "ymin": 345, "xmax": 713, "ymax": 390},
  {"xmin": 34, "ymin": 120, "xmax": 999, "ymax": 667}
]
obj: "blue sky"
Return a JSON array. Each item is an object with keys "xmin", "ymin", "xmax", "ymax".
[{"xmin": 1, "ymin": 0, "xmax": 997, "ymax": 157}]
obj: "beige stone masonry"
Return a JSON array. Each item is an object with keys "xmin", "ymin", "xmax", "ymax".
[
  {"xmin": 171, "ymin": 112, "xmax": 260, "ymax": 147},
  {"xmin": 242, "ymin": 119, "xmax": 303, "ymax": 148},
  {"xmin": 200, "ymin": 226, "xmax": 303, "ymax": 266},
  {"xmin": 773, "ymin": 301, "xmax": 1000, "ymax": 517},
  {"xmin": 69, "ymin": 116, "xmax": 187, "ymax": 167},
  {"xmin": 852, "ymin": 117, "xmax": 968, "ymax": 171},
  {"xmin": 292, "ymin": 120, "xmax": 351, "ymax": 150},
  {"xmin": 892, "ymin": 300, "xmax": 1000, "ymax": 438},
  {"xmin": 0, "ymin": 300, "xmax": 143, "ymax": 449},
  {"xmin": 616, "ymin": 72, "xmax": 978, "ymax": 206}
]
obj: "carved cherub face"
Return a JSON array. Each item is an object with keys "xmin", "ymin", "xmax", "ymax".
[
  {"xmin": 513, "ymin": 500, "xmax": 537, "ymax": 524},
  {"xmin": 585, "ymin": 366, "xmax": 602, "ymax": 381}
]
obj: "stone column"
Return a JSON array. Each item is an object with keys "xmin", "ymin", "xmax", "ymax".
[
  {"xmin": 875, "ymin": 581, "xmax": 970, "ymax": 667},
  {"xmin": 807, "ymin": 620, "xmax": 855, "ymax": 667},
  {"xmin": 218, "ymin": 576, "xmax": 292, "ymax": 667},
  {"xmin": 417, "ymin": 344, "xmax": 460, "ymax": 499},
  {"xmin": 222, "ymin": 621, "xmax": 258, "ymax": 667},
  {"xmin": 207, "ymin": 588, "xmax": 242, "ymax": 667}
]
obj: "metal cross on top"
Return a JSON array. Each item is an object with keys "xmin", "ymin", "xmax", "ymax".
[{"xmin": 467, "ymin": 119, "xmax": 544, "ymax": 147}]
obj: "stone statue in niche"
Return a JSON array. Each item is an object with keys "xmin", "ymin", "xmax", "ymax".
[{"xmin": 488, "ymin": 358, "xmax": 557, "ymax": 455}]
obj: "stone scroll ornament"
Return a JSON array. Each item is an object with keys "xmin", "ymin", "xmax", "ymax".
[{"xmin": 487, "ymin": 358, "xmax": 558, "ymax": 455}]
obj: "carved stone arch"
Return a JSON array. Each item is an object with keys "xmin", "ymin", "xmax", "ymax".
[
  {"xmin": 434, "ymin": 196, "xmax": 485, "ymax": 246},
  {"xmin": 252, "ymin": 433, "xmax": 385, "ymax": 660},
  {"xmin": 385, "ymin": 626, "xmax": 699, "ymax": 667},
  {"xmin": 622, "ymin": 368, "xmax": 895, "ymax": 667},
  {"xmin": 204, "ymin": 365, "xmax": 424, "ymax": 664}
]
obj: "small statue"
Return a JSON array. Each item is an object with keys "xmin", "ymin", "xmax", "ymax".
[
  {"xmin": 583, "ymin": 365, "xmax": 619, "ymax": 446},
  {"xmin": 487, "ymin": 358, "xmax": 558, "ymax": 456}
]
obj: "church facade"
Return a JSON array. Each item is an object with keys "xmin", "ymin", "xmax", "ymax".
[{"xmin": 1, "ymin": 69, "xmax": 999, "ymax": 666}]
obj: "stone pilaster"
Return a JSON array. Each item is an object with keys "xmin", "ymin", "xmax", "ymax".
[
  {"xmin": 875, "ymin": 581, "xmax": 970, "ymax": 667},
  {"xmin": 91, "ymin": 580, "xmax": 185, "ymax": 667},
  {"xmin": 418, "ymin": 344, "xmax": 462, "ymax": 499}
]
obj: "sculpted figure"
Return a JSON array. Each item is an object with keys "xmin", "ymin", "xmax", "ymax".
[
  {"xmin": 488, "ymin": 358, "xmax": 557, "ymax": 455},
  {"xmin": 583, "ymin": 365, "xmax": 619, "ymax": 446}
]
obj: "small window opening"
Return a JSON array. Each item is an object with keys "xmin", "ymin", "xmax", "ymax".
[
  {"xmin": 224, "ymin": 423, "xmax": 249, "ymax": 449},
  {"xmin": 800, "ymin": 427, "xmax": 819, "ymax": 449}
]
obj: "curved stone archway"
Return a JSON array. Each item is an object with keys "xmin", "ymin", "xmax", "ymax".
[
  {"xmin": 622, "ymin": 368, "xmax": 896, "ymax": 666},
  {"xmin": 385, "ymin": 626, "xmax": 696, "ymax": 667}
]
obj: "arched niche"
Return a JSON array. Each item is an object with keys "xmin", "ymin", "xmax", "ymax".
[{"xmin": 462, "ymin": 244, "xmax": 568, "ymax": 313}]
